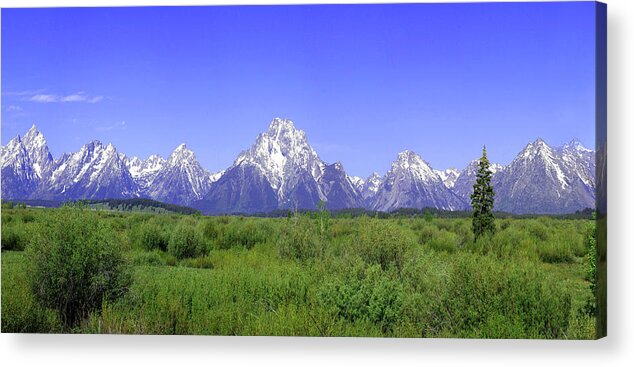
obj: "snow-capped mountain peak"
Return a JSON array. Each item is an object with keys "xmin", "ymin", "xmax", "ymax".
[
  {"xmin": 372, "ymin": 151, "xmax": 466, "ymax": 211},
  {"xmin": 234, "ymin": 117, "xmax": 324, "ymax": 194},
  {"xmin": 1, "ymin": 122, "xmax": 597, "ymax": 215},
  {"xmin": 392, "ymin": 150, "xmax": 439, "ymax": 183},
  {"xmin": 168, "ymin": 144, "xmax": 197, "ymax": 165},
  {"xmin": 17, "ymin": 124, "xmax": 54, "ymax": 179},
  {"xmin": 348, "ymin": 175, "xmax": 365, "ymax": 191},
  {"xmin": 23, "ymin": 124, "xmax": 46, "ymax": 148},
  {"xmin": 434, "ymin": 168, "xmax": 460, "ymax": 188},
  {"xmin": 147, "ymin": 143, "xmax": 213, "ymax": 204},
  {"xmin": 359, "ymin": 172, "xmax": 383, "ymax": 201},
  {"xmin": 562, "ymin": 138, "xmax": 592, "ymax": 153},
  {"xmin": 124, "ymin": 154, "xmax": 167, "ymax": 188}
]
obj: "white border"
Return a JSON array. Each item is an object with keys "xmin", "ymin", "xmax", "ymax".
[{"xmin": 1, "ymin": 1, "xmax": 632, "ymax": 366}]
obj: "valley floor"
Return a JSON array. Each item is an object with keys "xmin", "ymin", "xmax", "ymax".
[{"xmin": 1, "ymin": 207, "xmax": 596, "ymax": 338}]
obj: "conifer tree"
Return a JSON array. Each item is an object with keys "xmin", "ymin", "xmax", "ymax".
[{"xmin": 471, "ymin": 146, "xmax": 496, "ymax": 239}]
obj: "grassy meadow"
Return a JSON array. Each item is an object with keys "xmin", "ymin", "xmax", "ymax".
[{"xmin": 1, "ymin": 205, "xmax": 597, "ymax": 338}]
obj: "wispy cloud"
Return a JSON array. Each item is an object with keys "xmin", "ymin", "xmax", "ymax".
[
  {"xmin": 2, "ymin": 89, "xmax": 45, "ymax": 97},
  {"xmin": 28, "ymin": 92, "xmax": 104, "ymax": 104},
  {"xmin": 5, "ymin": 105, "xmax": 23, "ymax": 112},
  {"xmin": 95, "ymin": 121, "xmax": 126, "ymax": 132}
]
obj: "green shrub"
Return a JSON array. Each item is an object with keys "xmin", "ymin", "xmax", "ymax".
[
  {"xmin": 198, "ymin": 219, "xmax": 220, "ymax": 241},
  {"xmin": 138, "ymin": 222, "xmax": 169, "ymax": 251},
  {"xmin": 320, "ymin": 261, "xmax": 404, "ymax": 333},
  {"xmin": 21, "ymin": 212, "xmax": 36, "ymax": 223},
  {"xmin": 180, "ymin": 256, "xmax": 215, "ymax": 269},
  {"xmin": 331, "ymin": 219, "xmax": 358, "ymax": 238},
  {"xmin": 2, "ymin": 212, "xmax": 13, "ymax": 224},
  {"xmin": 129, "ymin": 250, "xmax": 165, "ymax": 266},
  {"xmin": 527, "ymin": 220, "xmax": 550, "ymax": 242},
  {"xmin": 165, "ymin": 254, "xmax": 178, "ymax": 266},
  {"xmin": 426, "ymin": 229, "xmax": 459, "ymax": 253},
  {"xmin": 1, "ymin": 252, "xmax": 62, "ymax": 332},
  {"xmin": 168, "ymin": 221, "xmax": 207, "ymax": 259},
  {"xmin": 440, "ymin": 254, "xmax": 571, "ymax": 338},
  {"xmin": 26, "ymin": 206, "xmax": 131, "ymax": 329},
  {"xmin": 279, "ymin": 215, "xmax": 322, "ymax": 261},
  {"xmin": 352, "ymin": 219, "xmax": 416, "ymax": 270},
  {"xmin": 216, "ymin": 219, "xmax": 271, "ymax": 250},
  {"xmin": 2, "ymin": 225, "xmax": 29, "ymax": 251},
  {"xmin": 419, "ymin": 225, "xmax": 440, "ymax": 245},
  {"xmin": 538, "ymin": 240, "xmax": 573, "ymax": 263}
]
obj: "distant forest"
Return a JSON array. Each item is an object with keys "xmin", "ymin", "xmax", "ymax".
[{"xmin": 1, "ymin": 198, "xmax": 593, "ymax": 219}]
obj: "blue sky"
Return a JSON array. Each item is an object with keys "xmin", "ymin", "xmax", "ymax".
[{"xmin": 2, "ymin": 3, "xmax": 596, "ymax": 178}]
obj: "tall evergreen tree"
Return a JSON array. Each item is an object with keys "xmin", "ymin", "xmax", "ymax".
[{"xmin": 471, "ymin": 146, "xmax": 496, "ymax": 239}]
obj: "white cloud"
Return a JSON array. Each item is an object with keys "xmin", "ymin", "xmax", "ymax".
[
  {"xmin": 2, "ymin": 90, "xmax": 45, "ymax": 96},
  {"xmin": 5, "ymin": 105, "xmax": 23, "ymax": 112},
  {"xmin": 27, "ymin": 92, "xmax": 104, "ymax": 104},
  {"xmin": 29, "ymin": 94, "xmax": 59, "ymax": 103}
]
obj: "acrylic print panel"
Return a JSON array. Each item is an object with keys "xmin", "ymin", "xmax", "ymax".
[{"xmin": 0, "ymin": 2, "xmax": 607, "ymax": 339}]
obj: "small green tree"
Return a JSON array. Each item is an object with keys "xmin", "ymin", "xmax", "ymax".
[
  {"xmin": 27, "ymin": 205, "xmax": 131, "ymax": 329},
  {"xmin": 168, "ymin": 221, "xmax": 206, "ymax": 259},
  {"xmin": 471, "ymin": 146, "xmax": 496, "ymax": 239},
  {"xmin": 316, "ymin": 200, "xmax": 331, "ymax": 237}
]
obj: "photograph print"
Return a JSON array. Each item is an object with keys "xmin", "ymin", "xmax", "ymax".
[{"xmin": 1, "ymin": 2, "xmax": 607, "ymax": 339}]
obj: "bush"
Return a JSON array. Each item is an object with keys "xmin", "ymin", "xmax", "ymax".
[
  {"xmin": 129, "ymin": 250, "xmax": 165, "ymax": 266},
  {"xmin": 216, "ymin": 219, "xmax": 271, "ymax": 250},
  {"xmin": 138, "ymin": 222, "xmax": 169, "ymax": 251},
  {"xmin": 1, "ymin": 252, "xmax": 62, "ymax": 332},
  {"xmin": 180, "ymin": 256, "xmax": 215, "ymax": 269},
  {"xmin": 419, "ymin": 225, "xmax": 440, "ymax": 245},
  {"xmin": 440, "ymin": 254, "xmax": 571, "ymax": 338},
  {"xmin": 168, "ymin": 221, "xmax": 207, "ymax": 259},
  {"xmin": 320, "ymin": 261, "xmax": 404, "ymax": 333},
  {"xmin": 426, "ymin": 229, "xmax": 459, "ymax": 253},
  {"xmin": 2, "ymin": 225, "xmax": 29, "ymax": 251},
  {"xmin": 21, "ymin": 212, "xmax": 36, "ymax": 223},
  {"xmin": 26, "ymin": 206, "xmax": 131, "ymax": 329},
  {"xmin": 198, "ymin": 219, "xmax": 220, "ymax": 241},
  {"xmin": 352, "ymin": 219, "xmax": 416, "ymax": 270},
  {"xmin": 278, "ymin": 215, "xmax": 323, "ymax": 261}
]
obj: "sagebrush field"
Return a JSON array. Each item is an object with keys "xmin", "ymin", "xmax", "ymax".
[{"xmin": 1, "ymin": 205, "xmax": 597, "ymax": 338}]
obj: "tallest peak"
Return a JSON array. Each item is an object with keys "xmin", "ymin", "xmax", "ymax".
[
  {"xmin": 25, "ymin": 123, "xmax": 41, "ymax": 136},
  {"xmin": 268, "ymin": 118, "xmax": 295, "ymax": 132},
  {"xmin": 175, "ymin": 143, "xmax": 189, "ymax": 151},
  {"xmin": 23, "ymin": 123, "xmax": 47, "ymax": 147}
]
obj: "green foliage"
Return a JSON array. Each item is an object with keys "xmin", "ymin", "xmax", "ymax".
[
  {"xmin": 179, "ymin": 256, "xmax": 215, "ymax": 269},
  {"xmin": 129, "ymin": 250, "xmax": 165, "ymax": 266},
  {"xmin": 1, "ymin": 206, "xmax": 595, "ymax": 338},
  {"xmin": 423, "ymin": 209, "xmax": 433, "ymax": 223},
  {"xmin": 351, "ymin": 218, "xmax": 416, "ymax": 270},
  {"xmin": 471, "ymin": 146, "xmax": 496, "ymax": 239},
  {"xmin": 279, "ymin": 214, "xmax": 323, "ymax": 261},
  {"xmin": 138, "ymin": 221, "xmax": 169, "ymax": 251},
  {"xmin": 582, "ymin": 222, "xmax": 597, "ymax": 316},
  {"xmin": 198, "ymin": 218, "xmax": 221, "ymax": 241},
  {"xmin": 426, "ymin": 229, "xmax": 459, "ymax": 253},
  {"xmin": 320, "ymin": 261, "xmax": 404, "ymax": 333},
  {"xmin": 1, "ymin": 252, "xmax": 62, "ymax": 332},
  {"xmin": 316, "ymin": 200, "xmax": 331, "ymax": 238},
  {"xmin": 80, "ymin": 198, "xmax": 201, "ymax": 215},
  {"xmin": 215, "ymin": 219, "xmax": 272, "ymax": 249},
  {"xmin": 25, "ymin": 206, "xmax": 131, "ymax": 329},
  {"xmin": 1, "ymin": 225, "xmax": 29, "ymax": 251},
  {"xmin": 168, "ymin": 221, "xmax": 207, "ymax": 259},
  {"xmin": 2, "ymin": 200, "xmax": 15, "ymax": 209}
]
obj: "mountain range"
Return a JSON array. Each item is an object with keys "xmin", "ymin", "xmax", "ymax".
[{"xmin": 1, "ymin": 119, "xmax": 596, "ymax": 214}]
